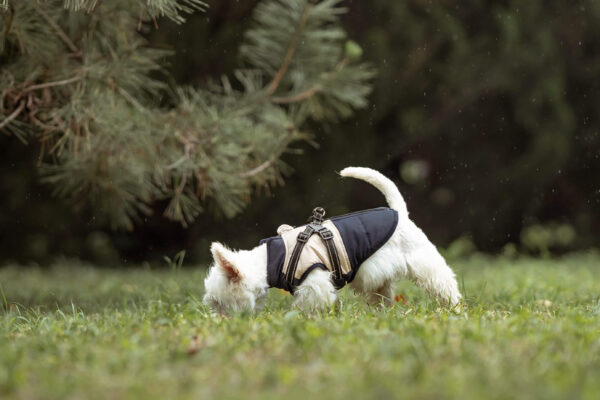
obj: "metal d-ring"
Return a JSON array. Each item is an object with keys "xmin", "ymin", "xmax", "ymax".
[{"xmin": 311, "ymin": 207, "xmax": 326, "ymax": 225}]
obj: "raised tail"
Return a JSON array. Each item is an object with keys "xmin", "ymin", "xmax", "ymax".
[{"xmin": 340, "ymin": 167, "xmax": 408, "ymax": 217}]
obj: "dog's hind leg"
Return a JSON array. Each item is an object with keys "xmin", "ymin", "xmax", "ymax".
[
  {"xmin": 292, "ymin": 269, "xmax": 338, "ymax": 311},
  {"xmin": 405, "ymin": 246, "xmax": 462, "ymax": 306}
]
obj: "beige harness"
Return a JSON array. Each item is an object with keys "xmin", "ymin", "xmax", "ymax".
[{"xmin": 278, "ymin": 219, "xmax": 352, "ymax": 283}]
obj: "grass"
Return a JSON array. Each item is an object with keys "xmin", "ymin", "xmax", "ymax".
[{"xmin": 1, "ymin": 253, "xmax": 600, "ymax": 400}]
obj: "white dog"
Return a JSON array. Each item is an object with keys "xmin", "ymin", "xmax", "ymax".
[{"xmin": 203, "ymin": 167, "xmax": 462, "ymax": 313}]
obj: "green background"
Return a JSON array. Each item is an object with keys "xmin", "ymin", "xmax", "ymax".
[{"xmin": 1, "ymin": 0, "xmax": 599, "ymax": 264}]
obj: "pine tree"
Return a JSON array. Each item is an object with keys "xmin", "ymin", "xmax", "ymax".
[{"xmin": 0, "ymin": 0, "xmax": 373, "ymax": 229}]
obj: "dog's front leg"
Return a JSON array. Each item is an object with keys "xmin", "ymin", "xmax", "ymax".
[{"xmin": 292, "ymin": 269, "xmax": 337, "ymax": 311}]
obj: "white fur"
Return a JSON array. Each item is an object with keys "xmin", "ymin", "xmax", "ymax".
[
  {"xmin": 203, "ymin": 242, "xmax": 269, "ymax": 314},
  {"xmin": 292, "ymin": 268, "xmax": 337, "ymax": 310},
  {"xmin": 203, "ymin": 166, "xmax": 462, "ymax": 314},
  {"xmin": 341, "ymin": 167, "xmax": 462, "ymax": 306}
]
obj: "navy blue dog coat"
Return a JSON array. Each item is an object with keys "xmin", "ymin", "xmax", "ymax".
[{"xmin": 260, "ymin": 207, "xmax": 398, "ymax": 293}]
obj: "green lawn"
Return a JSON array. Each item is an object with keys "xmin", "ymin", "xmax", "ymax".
[{"xmin": 1, "ymin": 253, "xmax": 600, "ymax": 400}]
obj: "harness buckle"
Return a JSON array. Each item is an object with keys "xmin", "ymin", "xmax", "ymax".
[
  {"xmin": 297, "ymin": 231, "xmax": 311, "ymax": 243},
  {"xmin": 319, "ymin": 229, "xmax": 334, "ymax": 240}
]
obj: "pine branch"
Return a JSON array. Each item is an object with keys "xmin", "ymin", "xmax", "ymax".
[
  {"xmin": 1, "ymin": 5, "xmax": 13, "ymax": 45},
  {"xmin": 2, "ymin": 0, "xmax": 373, "ymax": 228},
  {"xmin": 0, "ymin": 98, "xmax": 24, "ymax": 129},
  {"xmin": 270, "ymin": 58, "xmax": 347, "ymax": 103},
  {"xmin": 34, "ymin": 4, "xmax": 79, "ymax": 53},
  {"xmin": 239, "ymin": 138, "xmax": 291, "ymax": 178},
  {"xmin": 23, "ymin": 76, "xmax": 82, "ymax": 93},
  {"xmin": 265, "ymin": 1, "xmax": 314, "ymax": 96}
]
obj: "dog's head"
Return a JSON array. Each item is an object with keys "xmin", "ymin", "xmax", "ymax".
[{"xmin": 203, "ymin": 242, "xmax": 268, "ymax": 314}]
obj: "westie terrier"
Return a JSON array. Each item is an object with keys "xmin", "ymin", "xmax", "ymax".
[{"xmin": 203, "ymin": 167, "xmax": 462, "ymax": 313}]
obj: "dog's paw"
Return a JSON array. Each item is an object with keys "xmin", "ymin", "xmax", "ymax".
[{"xmin": 277, "ymin": 224, "xmax": 295, "ymax": 235}]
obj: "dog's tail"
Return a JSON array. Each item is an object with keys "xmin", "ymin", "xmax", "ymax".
[{"xmin": 340, "ymin": 167, "xmax": 408, "ymax": 217}]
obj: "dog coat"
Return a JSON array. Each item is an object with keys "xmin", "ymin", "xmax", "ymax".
[{"xmin": 260, "ymin": 207, "xmax": 398, "ymax": 293}]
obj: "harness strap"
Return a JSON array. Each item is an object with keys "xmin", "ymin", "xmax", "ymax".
[
  {"xmin": 285, "ymin": 207, "xmax": 343, "ymax": 287},
  {"xmin": 285, "ymin": 225, "xmax": 315, "ymax": 286},
  {"xmin": 315, "ymin": 225, "xmax": 342, "ymax": 281}
]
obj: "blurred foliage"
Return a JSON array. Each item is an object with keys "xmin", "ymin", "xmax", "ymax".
[
  {"xmin": 0, "ymin": 0, "xmax": 372, "ymax": 229},
  {"xmin": 342, "ymin": 0, "xmax": 600, "ymax": 252},
  {"xmin": 1, "ymin": 0, "xmax": 600, "ymax": 264},
  {"xmin": 267, "ymin": 0, "xmax": 600, "ymax": 253},
  {"xmin": 521, "ymin": 222, "xmax": 576, "ymax": 257},
  {"xmin": 441, "ymin": 236, "xmax": 478, "ymax": 261}
]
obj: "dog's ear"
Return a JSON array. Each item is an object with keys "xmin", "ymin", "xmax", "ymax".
[{"xmin": 210, "ymin": 242, "xmax": 241, "ymax": 283}]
